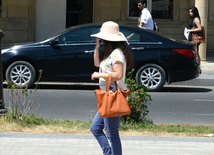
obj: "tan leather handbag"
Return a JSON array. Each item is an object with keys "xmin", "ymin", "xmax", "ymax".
[
  {"xmin": 191, "ymin": 26, "xmax": 206, "ymax": 45},
  {"xmin": 94, "ymin": 73, "xmax": 131, "ymax": 118}
]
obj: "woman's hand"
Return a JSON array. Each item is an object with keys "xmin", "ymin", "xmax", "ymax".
[
  {"xmin": 187, "ymin": 29, "xmax": 191, "ymax": 33},
  {"xmin": 94, "ymin": 38, "xmax": 101, "ymax": 67},
  {"xmin": 91, "ymin": 72, "xmax": 100, "ymax": 80},
  {"xmin": 95, "ymin": 38, "xmax": 101, "ymax": 49}
]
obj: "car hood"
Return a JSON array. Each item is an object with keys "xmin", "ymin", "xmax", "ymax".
[{"xmin": 1, "ymin": 42, "xmax": 43, "ymax": 54}]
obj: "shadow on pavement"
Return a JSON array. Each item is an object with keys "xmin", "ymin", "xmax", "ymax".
[
  {"xmin": 160, "ymin": 86, "xmax": 213, "ymax": 93},
  {"xmin": 3, "ymin": 83, "xmax": 213, "ymax": 92},
  {"xmin": 37, "ymin": 83, "xmax": 99, "ymax": 90},
  {"xmin": 3, "ymin": 83, "xmax": 99, "ymax": 90},
  {"xmin": 3, "ymin": 81, "xmax": 100, "ymax": 90}
]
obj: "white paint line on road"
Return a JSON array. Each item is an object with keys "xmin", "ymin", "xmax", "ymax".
[
  {"xmin": 191, "ymin": 114, "xmax": 214, "ymax": 116},
  {"xmin": 194, "ymin": 99, "xmax": 214, "ymax": 102}
]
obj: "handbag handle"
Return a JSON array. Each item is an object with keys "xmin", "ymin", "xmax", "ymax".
[
  {"xmin": 106, "ymin": 73, "xmax": 121, "ymax": 94},
  {"xmin": 106, "ymin": 73, "xmax": 112, "ymax": 92}
]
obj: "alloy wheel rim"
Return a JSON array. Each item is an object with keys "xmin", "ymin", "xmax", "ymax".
[
  {"xmin": 140, "ymin": 67, "xmax": 161, "ymax": 88},
  {"xmin": 10, "ymin": 64, "xmax": 31, "ymax": 86}
]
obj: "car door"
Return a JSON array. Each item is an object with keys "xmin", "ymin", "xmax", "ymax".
[
  {"xmin": 120, "ymin": 27, "xmax": 149, "ymax": 66},
  {"xmin": 120, "ymin": 27, "xmax": 165, "ymax": 68},
  {"xmin": 42, "ymin": 26, "xmax": 100, "ymax": 82}
]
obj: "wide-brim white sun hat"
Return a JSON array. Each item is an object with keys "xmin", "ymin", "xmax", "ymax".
[{"xmin": 91, "ymin": 21, "xmax": 127, "ymax": 42}]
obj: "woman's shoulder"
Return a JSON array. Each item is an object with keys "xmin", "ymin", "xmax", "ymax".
[
  {"xmin": 111, "ymin": 48, "xmax": 120, "ymax": 54},
  {"xmin": 110, "ymin": 48, "xmax": 125, "ymax": 62},
  {"xmin": 194, "ymin": 17, "xmax": 200, "ymax": 22},
  {"xmin": 111, "ymin": 49, "xmax": 124, "ymax": 57}
]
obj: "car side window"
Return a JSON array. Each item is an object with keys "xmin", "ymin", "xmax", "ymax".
[
  {"xmin": 120, "ymin": 28, "xmax": 140, "ymax": 42},
  {"xmin": 121, "ymin": 28, "xmax": 158, "ymax": 42},
  {"xmin": 140, "ymin": 33, "xmax": 159, "ymax": 42},
  {"xmin": 58, "ymin": 28, "xmax": 99, "ymax": 44}
]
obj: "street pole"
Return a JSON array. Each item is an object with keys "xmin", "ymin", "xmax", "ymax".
[{"xmin": 0, "ymin": 29, "xmax": 7, "ymax": 115}]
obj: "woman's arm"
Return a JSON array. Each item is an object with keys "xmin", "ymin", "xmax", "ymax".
[
  {"xmin": 91, "ymin": 61, "xmax": 123, "ymax": 81},
  {"xmin": 94, "ymin": 38, "xmax": 101, "ymax": 67},
  {"xmin": 187, "ymin": 18, "xmax": 202, "ymax": 33}
]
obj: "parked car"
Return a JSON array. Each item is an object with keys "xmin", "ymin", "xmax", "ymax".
[{"xmin": 1, "ymin": 24, "xmax": 200, "ymax": 91}]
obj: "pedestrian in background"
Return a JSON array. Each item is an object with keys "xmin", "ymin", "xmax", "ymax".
[
  {"xmin": 137, "ymin": 0, "xmax": 154, "ymax": 30},
  {"xmin": 90, "ymin": 21, "xmax": 134, "ymax": 155},
  {"xmin": 187, "ymin": 6, "xmax": 202, "ymax": 63}
]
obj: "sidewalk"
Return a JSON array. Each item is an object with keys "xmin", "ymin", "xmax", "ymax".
[
  {"xmin": 0, "ymin": 132, "xmax": 214, "ymax": 155},
  {"xmin": 200, "ymin": 53, "xmax": 214, "ymax": 75}
]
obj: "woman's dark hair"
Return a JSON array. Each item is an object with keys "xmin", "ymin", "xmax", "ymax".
[
  {"xmin": 190, "ymin": 6, "xmax": 200, "ymax": 20},
  {"xmin": 100, "ymin": 40, "xmax": 134, "ymax": 70}
]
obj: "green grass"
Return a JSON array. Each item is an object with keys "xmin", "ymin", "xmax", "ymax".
[
  {"xmin": 0, "ymin": 114, "xmax": 214, "ymax": 137},
  {"xmin": 120, "ymin": 122, "xmax": 214, "ymax": 137},
  {"xmin": 1, "ymin": 113, "xmax": 214, "ymax": 137},
  {"xmin": 3, "ymin": 112, "xmax": 91, "ymax": 129}
]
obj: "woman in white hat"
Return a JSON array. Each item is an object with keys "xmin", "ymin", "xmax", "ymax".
[{"xmin": 90, "ymin": 21, "xmax": 134, "ymax": 155}]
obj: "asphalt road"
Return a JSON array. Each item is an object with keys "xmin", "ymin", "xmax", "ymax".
[
  {"xmin": 3, "ymin": 84, "xmax": 214, "ymax": 125},
  {"xmin": 148, "ymin": 85, "xmax": 214, "ymax": 125}
]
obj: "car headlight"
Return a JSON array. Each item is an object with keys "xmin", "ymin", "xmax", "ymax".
[{"xmin": 1, "ymin": 49, "xmax": 10, "ymax": 54}]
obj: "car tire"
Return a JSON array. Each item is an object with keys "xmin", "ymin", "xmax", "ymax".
[
  {"xmin": 136, "ymin": 64, "xmax": 166, "ymax": 91},
  {"xmin": 6, "ymin": 61, "xmax": 36, "ymax": 88}
]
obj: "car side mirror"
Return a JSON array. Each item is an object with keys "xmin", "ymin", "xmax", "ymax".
[{"xmin": 50, "ymin": 38, "xmax": 60, "ymax": 45}]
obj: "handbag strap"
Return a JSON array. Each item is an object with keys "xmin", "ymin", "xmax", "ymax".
[
  {"xmin": 106, "ymin": 73, "xmax": 112, "ymax": 92},
  {"xmin": 106, "ymin": 73, "xmax": 121, "ymax": 93}
]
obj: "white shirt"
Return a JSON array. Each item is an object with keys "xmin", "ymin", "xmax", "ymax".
[
  {"xmin": 99, "ymin": 49, "xmax": 127, "ymax": 91},
  {"xmin": 139, "ymin": 8, "xmax": 154, "ymax": 30}
]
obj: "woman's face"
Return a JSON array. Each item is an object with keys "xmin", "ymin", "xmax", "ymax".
[{"xmin": 189, "ymin": 9, "xmax": 194, "ymax": 17}]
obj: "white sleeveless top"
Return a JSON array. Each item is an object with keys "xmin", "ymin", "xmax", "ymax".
[{"xmin": 99, "ymin": 48, "xmax": 127, "ymax": 91}]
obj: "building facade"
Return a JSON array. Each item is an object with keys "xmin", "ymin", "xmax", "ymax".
[{"xmin": 0, "ymin": 0, "xmax": 213, "ymax": 58}]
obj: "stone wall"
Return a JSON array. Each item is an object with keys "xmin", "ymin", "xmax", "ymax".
[
  {"xmin": 0, "ymin": 0, "xmax": 35, "ymax": 46},
  {"xmin": 0, "ymin": 0, "xmax": 213, "ymax": 49},
  {"xmin": 94, "ymin": 0, "xmax": 124, "ymax": 23},
  {"xmin": 93, "ymin": 0, "xmax": 214, "ymax": 50}
]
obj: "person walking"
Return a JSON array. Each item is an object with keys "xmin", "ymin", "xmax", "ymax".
[
  {"xmin": 90, "ymin": 21, "xmax": 134, "ymax": 155},
  {"xmin": 187, "ymin": 6, "xmax": 202, "ymax": 63},
  {"xmin": 137, "ymin": 0, "xmax": 154, "ymax": 30}
]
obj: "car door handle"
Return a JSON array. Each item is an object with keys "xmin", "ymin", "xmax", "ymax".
[
  {"xmin": 84, "ymin": 50, "xmax": 94, "ymax": 54},
  {"xmin": 132, "ymin": 47, "xmax": 144, "ymax": 51}
]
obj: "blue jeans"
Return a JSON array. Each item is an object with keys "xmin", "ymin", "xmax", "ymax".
[{"xmin": 90, "ymin": 112, "xmax": 122, "ymax": 155}]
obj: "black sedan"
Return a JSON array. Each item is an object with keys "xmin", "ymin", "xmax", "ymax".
[{"xmin": 1, "ymin": 24, "xmax": 200, "ymax": 91}]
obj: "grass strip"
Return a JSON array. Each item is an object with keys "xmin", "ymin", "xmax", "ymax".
[{"xmin": 0, "ymin": 115, "xmax": 213, "ymax": 137}]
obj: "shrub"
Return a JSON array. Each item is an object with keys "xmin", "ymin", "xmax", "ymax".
[
  {"xmin": 6, "ymin": 70, "xmax": 42, "ymax": 121},
  {"xmin": 122, "ymin": 69, "xmax": 152, "ymax": 124}
]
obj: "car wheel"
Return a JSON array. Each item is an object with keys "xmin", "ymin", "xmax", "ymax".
[
  {"xmin": 6, "ymin": 61, "xmax": 36, "ymax": 88},
  {"xmin": 136, "ymin": 64, "xmax": 166, "ymax": 91}
]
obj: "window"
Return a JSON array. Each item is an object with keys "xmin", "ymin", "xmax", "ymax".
[
  {"xmin": 208, "ymin": 0, "xmax": 214, "ymax": 22},
  {"xmin": 128, "ymin": 0, "xmax": 173, "ymax": 19},
  {"xmin": 152, "ymin": 0, "xmax": 173, "ymax": 19},
  {"xmin": 121, "ymin": 28, "xmax": 141, "ymax": 42},
  {"xmin": 129, "ymin": 0, "xmax": 141, "ymax": 18},
  {"xmin": 0, "ymin": 0, "xmax": 2, "ymax": 17},
  {"xmin": 121, "ymin": 28, "xmax": 158, "ymax": 42},
  {"xmin": 58, "ymin": 28, "xmax": 99, "ymax": 44},
  {"xmin": 66, "ymin": 0, "xmax": 93, "ymax": 28}
]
